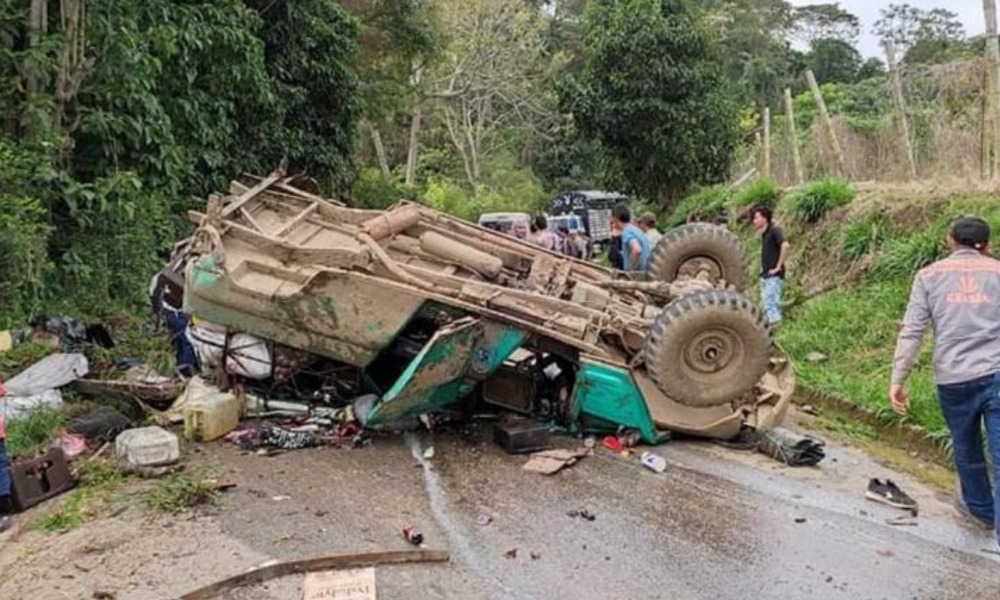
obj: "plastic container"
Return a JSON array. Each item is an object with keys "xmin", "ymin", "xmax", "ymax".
[
  {"xmin": 116, "ymin": 426, "xmax": 180, "ymax": 467},
  {"xmin": 183, "ymin": 388, "xmax": 242, "ymax": 442},
  {"xmin": 640, "ymin": 451, "xmax": 667, "ymax": 473}
]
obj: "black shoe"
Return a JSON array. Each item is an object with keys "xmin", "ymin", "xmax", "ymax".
[
  {"xmin": 866, "ymin": 478, "xmax": 918, "ymax": 511},
  {"xmin": 0, "ymin": 516, "xmax": 11, "ymax": 534}
]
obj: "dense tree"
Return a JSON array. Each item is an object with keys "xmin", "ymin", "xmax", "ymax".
[
  {"xmin": 807, "ymin": 38, "xmax": 862, "ymax": 84},
  {"xmin": 791, "ymin": 3, "xmax": 860, "ymax": 45},
  {"xmin": 573, "ymin": 0, "xmax": 738, "ymax": 206},
  {"xmin": 873, "ymin": 3, "xmax": 965, "ymax": 63}
]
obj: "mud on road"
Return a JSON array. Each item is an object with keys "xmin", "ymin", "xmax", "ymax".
[{"xmin": 1, "ymin": 424, "xmax": 999, "ymax": 600}]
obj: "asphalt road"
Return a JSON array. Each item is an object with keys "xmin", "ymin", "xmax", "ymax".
[{"xmin": 192, "ymin": 424, "xmax": 1000, "ymax": 600}]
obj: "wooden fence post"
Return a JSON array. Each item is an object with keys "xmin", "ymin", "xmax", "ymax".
[
  {"xmin": 805, "ymin": 69, "xmax": 848, "ymax": 179},
  {"xmin": 783, "ymin": 88, "xmax": 805, "ymax": 185},
  {"xmin": 884, "ymin": 39, "xmax": 917, "ymax": 179}
]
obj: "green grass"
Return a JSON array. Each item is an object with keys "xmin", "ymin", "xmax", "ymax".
[
  {"xmin": 667, "ymin": 185, "xmax": 730, "ymax": 227},
  {"xmin": 731, "ymin": 177, "xmax": 780, "ymax": 210},
  {"xmin": 782, "ymin": 179, "xmax": 855, "ymax": 224},
  {"xmin": 4, "ymin": 407, "xmax": 66, "ymax": 458},
  {"xmin": 778, "ymin": 279, "xmax": 946, "ymax": 441},
  {"xmin": 840, "ymin": 213, "xmax": 889, "ymax": 263},
  {"xmin": 34, "ymin": 460, "xmax": 130, "ymax": 533}
]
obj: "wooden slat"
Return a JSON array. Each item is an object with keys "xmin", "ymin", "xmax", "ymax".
[
  {"xmin": 273, "ymin": 201, "xmax": 318, "ymax": 237},
  {"xmin": 221, "ymin": 168, "xmax": 284, "ymax": 217}
]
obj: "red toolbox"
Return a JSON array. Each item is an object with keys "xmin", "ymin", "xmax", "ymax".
[{"xmin": 10, "ymin": 447, "xmax": 75, "ymax": 512}]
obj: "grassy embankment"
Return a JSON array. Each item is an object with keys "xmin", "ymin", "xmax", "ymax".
[{"xmin": 670, "ymin": 179, "xmax": 1000, "ymax": 457}]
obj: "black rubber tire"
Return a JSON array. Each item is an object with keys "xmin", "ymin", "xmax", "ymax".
[
  {"xmin": 647, "ymin": 223, "xmax": 748, "ymax": 292},
  {"xmin": 644, "ymin": 289, "xmax": 771, "ymax": 408}
]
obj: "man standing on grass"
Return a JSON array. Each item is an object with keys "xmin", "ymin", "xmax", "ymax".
[
  {"xmin": 0, "ymin": 377, "xmax": 11, "ymax": 534},
  {"xmin": 890, "ymin": 217, "xmax": 1000, "ymax": 548},
  {"xmin": 751, "ymin": 206, "xmax": 790, "ymax": 326}
]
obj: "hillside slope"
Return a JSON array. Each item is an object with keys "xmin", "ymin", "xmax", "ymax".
[{"xmin": 671, "ymin": 180, "xmax": 1000, "ymax": 451}]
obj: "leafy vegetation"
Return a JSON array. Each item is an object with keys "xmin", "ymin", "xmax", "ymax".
[
  {"xmin": 731, "ymin": 178, "xmax": 781, "ymax": 210},
  {"xmin": 781, "ymin": 179, "xmax": 855, "ymax": 224},
  {"xmin": 666, "ymin": 185, "xmax": 730, "ymax": 227}
]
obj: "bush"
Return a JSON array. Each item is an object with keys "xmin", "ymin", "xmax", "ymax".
[
  {"xmin": 783, "ymin": 179, "xmax": 855, "ymax": 224},
  {"xmin": 731, "ymin": 177, "xmax": 780, "ymax": 210},
  {"xmin": 840, "ymin": 213, "xmax": 888, "ymax": 262},
  {"xmin": 351, "ymin": 168, "xmax": 408, "ymax": 209},
  {"xmin": 667, "ymin": 186, "xmax": 730, "ymax": 227},
  {"xmin": 872, "ymin": 222, "xmax": 948, "ymax": 281}
]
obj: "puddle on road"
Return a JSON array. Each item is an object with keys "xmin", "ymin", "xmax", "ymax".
[{"xmin": 406, "ymin": 433, "xmax": 516, "ymax": 600}]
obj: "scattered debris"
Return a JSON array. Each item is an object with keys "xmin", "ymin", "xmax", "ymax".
[
  {"xmin": 179, "ymin": 549, "xmax": 450, "ymax": 600},
  {"xmin": 602, "ymin": 436, "xmax": 625, "ymax": 453},
  {"xmin": 566, "ymin": 509, "xmax": 596, "ymax": 521},
  {"xmin": 272, "ymin": 495, "xmax": 291, "ymax": 502},
  {"xmin": 3, "ymin": 353, "xmax": 89, "ymax": 422},
  {"xmin": 9, "ymin": 447, "xmax": 76, "ymax": 512},
  {"xmin": 522, "ymin": 448, "xmax": 589, "ymax": 475},
  {"xmin": 755, "ymin": 427, "xmax": 826, "ymax": 467},
  {"xmin": 640, "ymin": 451, "xmax": 667, "ymax": 473},
  {"xmin": 806, "ymin": 352, "xmax": 828, "ymax": 364},
  {"xmin": 504, "ymin": 548, "xmax": 518, "ymax": 559},
  {"xmin": 866, "ymin": 478, "xmax": 918, "ymax": 513},
  {"xmin": 115, "ymin": 426, "xmax": 180, "ymax": 468},
  {"xmin": 476, "ymin": 513, "xmax": 493, "ymax": 526},
  {"xmin": 58, "ymin": 432, "xmax": 88, "ymax": 460},
  {"xmin": 875, "ymin": 548, "xmax": 894, "ymax": 557},
  {"xmin": 530, "ymin": 551, "xmax": 541, "ymax": 560},
  {"xmin": 402, "ymin": 524, "xmax": 424, "ymax": 546},
  {"xmin": 92, "ymin": 591, "xmax": 116, "ymax": 600},
  {"xmin": 794, "ymin": 517, "xmax": 807, "ymax": 524},
  {"xmin": 302, "ymin": 568, "xmax": 376, "ymax": 600},
  {"xmin": 493, "ymin": 419, "xmax": 551, "ymax": 454},
  {"xmin": 423, "ymin": 446, "xmax": 435, "ymax": 460},
  {"xmin": 885, "ymin": 514, "xmax": 919, "ymax": 526}
]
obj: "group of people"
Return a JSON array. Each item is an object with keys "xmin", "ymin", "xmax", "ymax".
[
  {"xmin": 752, "ymin": 206, "xmax": 998, "ymax": 549},
  {"xmin": 514, "ymin": 206, "xmax": 664, "ymax": 270}
]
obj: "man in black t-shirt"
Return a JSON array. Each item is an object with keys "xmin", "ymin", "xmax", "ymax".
[{"xmin": 751, "ymin": 206, "xmax": 790, "ymax": 326}]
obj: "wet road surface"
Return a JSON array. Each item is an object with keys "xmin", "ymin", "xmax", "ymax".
[{"xmin": 194, "ymin": 425, "xmax": 1000, "ymax": 600}]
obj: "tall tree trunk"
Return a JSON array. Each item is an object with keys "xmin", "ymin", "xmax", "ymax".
[
  {"xmin": 405, "ymin": 64, "xmax": 424, "ymax": 187},
  {"xmin": 53, "ymin": 0, "xmax": 87, "ymax": 139},
  {"xmin": 405, "ymin": 96, "xmax": 423, "ymax": 187},
  {"xmin": 365, "ymin": 120, "xmax": 391, "ymax": 177}
]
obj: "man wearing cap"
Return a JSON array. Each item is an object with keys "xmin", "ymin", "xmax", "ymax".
[
  {"xmin": 638, "ymin": 212, "xmax": 662, "ymax": 248},
  {"xmin": 890, "ymin": 217, "xmax": 1000, "ymax": 546}
]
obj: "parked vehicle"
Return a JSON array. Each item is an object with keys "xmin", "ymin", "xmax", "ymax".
[
  {"xmin": 549, "ymin": 190, "xmax": 628, "ymax": 252},
  {"xmin": 178, "ymin": 173, "xmax": 793, "ymax": 443},
  {"xmin": 477, "ymin": 212, "xmax": 531, "ymax": 238}
]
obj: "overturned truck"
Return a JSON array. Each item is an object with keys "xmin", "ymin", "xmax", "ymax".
[{"xmin": 178, "ymin": 172, "xmax": 794, "ymax": 443}]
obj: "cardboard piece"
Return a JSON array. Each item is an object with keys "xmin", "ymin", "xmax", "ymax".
[
  {"xmin": 302, "ymin": 567, "xmax": 376, "ymax": 600},
  {"xmin": 522, "ymin": 448, "xmax": 589, "ymax": 475}
]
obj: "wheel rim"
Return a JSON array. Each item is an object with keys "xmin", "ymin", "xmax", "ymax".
[
  {"xmin": 676, "ymin": 255, "xmax": 723, "ymax": 282},
  {"xmin": 683, "ymin": 327, "xmax": 745, "ymax": 375}
]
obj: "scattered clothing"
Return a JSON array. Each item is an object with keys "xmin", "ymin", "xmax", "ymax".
[{"xmin": 753, "ymin": 427, "xmax": 825, "ymax": 467}]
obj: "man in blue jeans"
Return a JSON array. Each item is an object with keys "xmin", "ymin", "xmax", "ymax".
[
  {"xmin": 751, "ymin": 206, "xmax": 790, "ymax": 326},
  {"xmin": 890, "ymin": 217, "xmax": 1000, "ymax": 547}
]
